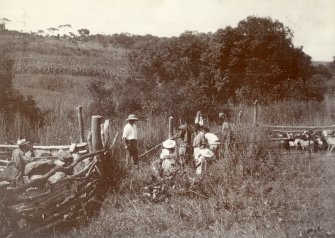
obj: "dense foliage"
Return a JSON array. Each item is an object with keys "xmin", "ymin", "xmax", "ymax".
[
  {"xmin": 0, "ymin": 55, "xmax": 43, "ymax": 129},
  {"xmin": 119, "ymin": 16, "xmax": 323, "ymax": 116}
]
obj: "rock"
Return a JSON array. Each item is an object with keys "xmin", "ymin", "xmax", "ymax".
[
  {"xmin": 56, "ymin": 150, "xmax": 72, "ymax": 160},
  {"xmin": 30, "ymin": 174, "xmax": 43, "ymax": 182},
  {"xmin": 24, "ymin": 159, "xmax": 55, "ymax": 177},
  {"xmin": 34, "ymin": 149, "xmax": 50, "ymax": 157},
  {"xmin": 56, "ymin": 150, "xmax": 73, "ymax": 164},
  {"xmin": 48, "ymin": 172, "xmax": 65, "ymax": 184},
  {"xmin": 53, "ymin": 159, "xmax": 65, "ymax": 167}
]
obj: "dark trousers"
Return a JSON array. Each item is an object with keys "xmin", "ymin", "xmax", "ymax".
[{"xmin": 126, "ymin": 139, "xmax": 139, "ymax": 165}]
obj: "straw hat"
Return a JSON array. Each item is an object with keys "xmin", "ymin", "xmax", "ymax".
[
  {"xmin": 17, "ymin": 139, "xmax": 29, "ymax": 146},
  {"xmin": 162, "ymin": 139, "xmax": 176, "ymax": 149},
  {"xmin": 126, "ymin": 114, "xmax": 138, "ymax": 121},
  {"xmin": 200, "ymin": 148, "xmax": 214, "ymax": 158}
]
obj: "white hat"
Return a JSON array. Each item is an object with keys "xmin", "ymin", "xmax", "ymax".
[
  {"xmin": 162, "ymin": 139, "xmax": 176, "ymax": 149},
  {"xmin": 17, "ymin": 139, "xmax": 29, "ymax": 146},
  {"xmin": 219, "ymin": 112, "xmax": 224, "ymax": 118},
  {"xmin": 200, "ymin": 148, "xmax": 214, "ymax": 158},
  {"xmin": 126, "ymin": 114, "xmax": 138, "ymax": 121}
]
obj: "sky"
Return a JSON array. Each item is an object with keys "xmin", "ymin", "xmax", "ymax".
[{"xmin": 0, "ymin": 0, "xmax": 334, "ymax": 61}]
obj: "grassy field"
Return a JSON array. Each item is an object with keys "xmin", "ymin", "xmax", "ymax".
[{"xmin": 1, "ymin": 32, "xmax": 335, "ymax": 237}]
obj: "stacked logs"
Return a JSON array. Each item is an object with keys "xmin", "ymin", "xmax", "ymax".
[{"xmin": 0, "ymin": 115, "xmax": 117, "ymax": 237}]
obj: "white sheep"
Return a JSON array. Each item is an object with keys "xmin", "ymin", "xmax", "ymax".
[
  {"xmin": 299, "ymin": 140, "xmax": 314, "ymax": 151},
  {"xmin": 326, "ymin": 137, "xmax": 335, "ymax": 152}
]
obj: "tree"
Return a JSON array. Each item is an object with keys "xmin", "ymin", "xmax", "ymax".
[
  {"xmin": 210, "ymin": 16, "xmax": 316, "ymax": 103},
  {"xmin": 0, "ymin": 17, "xmax": 10, "ymax": 32},
  {"xmin": 58, "ymin": 24, "xmax": 72, "ymax": 37},
  {"xmin": 0, "ymin": 17, "xmax": 10, "ymax": 25},
  {"xmin": 47, "ymin": 27, "xmax": 58, "ymax": 36},
  {"xmin": 0, "ymin": 58, "xmax": 43, "ymax": 129},
  {"xmin": 37, "ymin": 29, "xmax": 45, "ymax": 35},
  {"xmin": 78, "ymin": 28, "xmax": 90, "ymax": 37}
]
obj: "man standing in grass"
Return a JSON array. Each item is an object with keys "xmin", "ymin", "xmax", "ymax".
[
  {"xmin": 218, "ymin": 112, "xmax": 232, "ymax": 150},
  {"xmin": 122, "ymin": 114, "xmax": 139, "ymax": 166}
]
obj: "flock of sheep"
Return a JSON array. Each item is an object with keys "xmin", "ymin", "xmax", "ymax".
[{"xmin": 278, "ymin": 130, "xmax": 335, "ymax": 152}]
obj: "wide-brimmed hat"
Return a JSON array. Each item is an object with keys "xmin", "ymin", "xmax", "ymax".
[
  {"xmin": 17, "ymin": 139, "xmax": 29, "ymax": 146},
  {"xmin": 200, "ymin": 148, "xmax": 214, "ymax": 158},
  {"xmin": 162, "ymin": 139, "xmax": 176, "ymax": 149},
  {"xmin": 126, "ymin": 114, "xmax": 138, "ymax": 121}
]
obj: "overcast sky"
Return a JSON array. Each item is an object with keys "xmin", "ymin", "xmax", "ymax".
[{"xmin": 0, "ymin": 0, "xmax": 334, "ymax": 61}]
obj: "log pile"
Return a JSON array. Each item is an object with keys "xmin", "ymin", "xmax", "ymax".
[{"xmin": 0, "ymin": 115, "xmax": 117, "ymax": 237}]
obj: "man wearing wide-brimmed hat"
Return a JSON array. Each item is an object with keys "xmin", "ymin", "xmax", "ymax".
[
  {"xmin": 10, "ymin": 139, "xmax": 34, "ymax": 184},
  {"xmin": 122, "ymin": 114, "xmax": 139, "ymax": 166}
]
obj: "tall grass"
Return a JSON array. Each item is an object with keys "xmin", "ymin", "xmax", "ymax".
[
  {"xmin": 58, "ymin": 123, "xmax": 335, "ymax": 237},
  {"xmin": 2, "ymin": 71, "xmax": 335, "ymax": 237},
  {"xmin": 52, "ymin": 98, "xmax": 335, "ymax": 237}
]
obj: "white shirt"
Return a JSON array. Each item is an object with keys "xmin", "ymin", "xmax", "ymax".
[
  {"xmin": 195, "ymin": 116, "xmax": 204, "ymax": 126},
  {"xmin": 122, "ymin": 123, "xmax": 138, "ymax": 140},
  {"xmin": 160, "ymin": 148, "xmax": 170, "ymax": 160},
  {"xmin": 160, "ymin": 148, "xmax": 176, "ymax": 160},
  {"xmin": 205, "ymin": 133, "xmax": 220, "ymax": 145}
]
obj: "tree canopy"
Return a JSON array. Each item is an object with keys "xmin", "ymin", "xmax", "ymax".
[{"xmin": 88, "ymin": 16, "xmax": 325, "ymax": 117}]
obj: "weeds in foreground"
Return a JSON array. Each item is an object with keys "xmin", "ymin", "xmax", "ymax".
[{"xmin": 58, "ymin": 138, "xmax": 335, "ymax": 237}]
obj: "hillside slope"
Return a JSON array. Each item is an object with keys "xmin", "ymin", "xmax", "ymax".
[{"xmin": 0, "ymin": 32, "xmax": 130, "ymax": 109}]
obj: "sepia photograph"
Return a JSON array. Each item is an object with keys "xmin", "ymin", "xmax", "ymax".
[{"xmin": 0, "ymin": 0, "xmax": 334, "ymax": 237}]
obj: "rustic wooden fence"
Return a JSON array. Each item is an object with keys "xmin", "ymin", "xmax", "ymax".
[{"xmin": 0, "ymin": 107, "xmax": 118, "ymax": 237}]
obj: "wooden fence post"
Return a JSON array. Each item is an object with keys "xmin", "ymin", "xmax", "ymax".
[
  {"xmin": 100, "ymin": 124, "xmax": 105, "ymax": 147},
  {"xmin": 168, "ymin": 116, "xmax": 173, "ymax": 138},
  {"xmin": 103, "ymin": 119, "xmax": 112, "ymax": 148},
  {"xmin": 87, "ymin": 131, "xmax": 92, "ymax": 153},
  {"xmin": 91, "ymin": 116, "xmax": 103, "ymax": 152},
  {"xmin": 253, "ymin": 100, "xmax": 258, "ymax": 126},
  {"xmin": 238, "ymin": 111, "xmax": 242, "ymax": 125},
  {"xmin": 77, "ymin": 106, "xmax": 85, "ymax": 143},
  {"xmin": 250, "ymin": 100, "xmax": 258, "ymax": 156}
]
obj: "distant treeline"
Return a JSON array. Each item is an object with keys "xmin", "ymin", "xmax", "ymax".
[
  {"xmin": 1, "ymin": 16, "xmax": 335, "ymax": 119},
  {"xmin": 89, "ymin": 16, "xmax": 335, "ymax": 117}
]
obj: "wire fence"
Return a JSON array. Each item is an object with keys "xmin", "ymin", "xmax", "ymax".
[{"xmin": 138, "ymin": 121, "xmax": 335, "ymax": 161}]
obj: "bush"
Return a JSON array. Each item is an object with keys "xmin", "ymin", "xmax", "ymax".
[{"xmin": 0, "ymin": 58, "xmax": 43, "ymax": 141}]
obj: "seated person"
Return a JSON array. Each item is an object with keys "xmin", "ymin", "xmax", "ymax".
[
  {"xmin": 151, "ymin": 139, "xmax": 178, "ymax": 180},
  {"xmin": 9, "ymin": 139, "xmax": 35, "ymax": 185},
  {"xmin": 194, "ymin": 148, "xmax": 214, "ymax": 175}
]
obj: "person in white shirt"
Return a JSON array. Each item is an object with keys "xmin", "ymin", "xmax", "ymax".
[
  {"xmin": 194, "ymin": 148, "xmax": 214, "ymax": 175},
  {"xmin": 194, "ymin": 111, "xmax": 204, "ymax": 127},
  {"xmin": 122, "ymin": 114, "xmax": 139, "ymax": 165},
  {"xmin": 203, "ymin": 127, "xmax": 220, "ymax": 156}
]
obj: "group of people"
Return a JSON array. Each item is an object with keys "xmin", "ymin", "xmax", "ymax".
[
  {"xmin": 122, "ymin": 111, "xmax": 232, "ymax": 179},
  {"xmin": 1, "ymin": 112, "xmax": 229, "ymax": 185}
]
